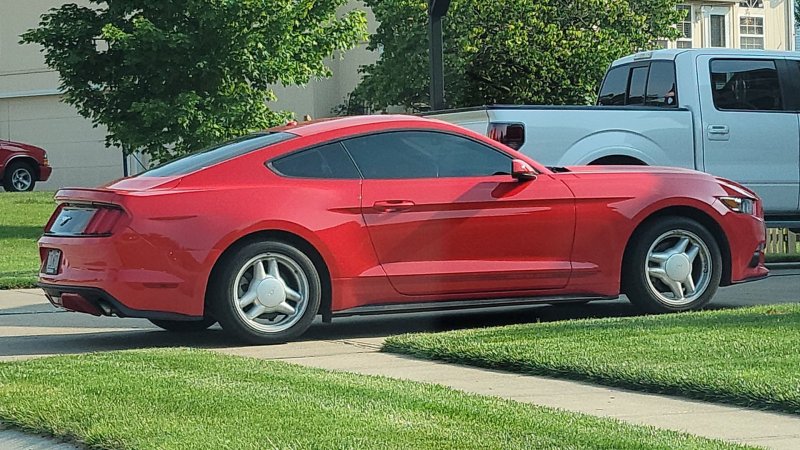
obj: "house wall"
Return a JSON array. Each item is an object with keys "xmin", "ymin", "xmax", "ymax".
[
  {"xmin": 0, "ymin": 0, "xmax": 377, "ymax": 189},
  {"xmin": 666, "ymin": 1, "xmax": 794, "ymax": 50}
]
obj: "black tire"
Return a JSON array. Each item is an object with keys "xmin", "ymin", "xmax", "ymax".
[
  {"xmin": 148, "ymin": 317, "xmax": 216, "ymax": 332},
  {"xmin": 3, "ymin": 161, "xmax": 36, "ymax": 192},
  {"xmin": 210, "ymin": 240, "xmax": 321, "ymax": 344},
  {"xmin": 623, "ymin": 216, "xmax": 722, "ymax": 313}
]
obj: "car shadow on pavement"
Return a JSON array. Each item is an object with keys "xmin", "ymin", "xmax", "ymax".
[{"xmin": 0, "ymin": 299, "xmax": 757, "ymax": 359}]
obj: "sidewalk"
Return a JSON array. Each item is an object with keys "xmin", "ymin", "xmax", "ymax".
[
  {"xmin": 2, "ymin": 289, "xmax": 800, "ymax": 449},
  {"xmin": 223, "ymin": 338, "xmax": 800, "ymax": 450}
]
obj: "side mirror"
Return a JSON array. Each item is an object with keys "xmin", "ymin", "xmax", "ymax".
[{"xmin": 511, "ymin": 159, "xmax": 537, "ymax": 181}]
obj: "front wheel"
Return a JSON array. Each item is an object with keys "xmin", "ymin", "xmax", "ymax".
[
  {"xmin": 210, "ymin": 240, "xmax": 321, "ymax": 344},
  {"xmin": 3, "ymin": 161, "xmax": 36, "ymax": 192},
  {"xmin": 623, "ymin": 217, "xmax": 722, "ymax": 313}
]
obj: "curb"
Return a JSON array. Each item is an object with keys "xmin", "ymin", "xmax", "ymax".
[{"xmin": 765, "ymin": 262, "xmax": 800, "ymax": 270}]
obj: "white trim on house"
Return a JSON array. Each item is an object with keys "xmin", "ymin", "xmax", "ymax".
[{"xmin": 0, "ymin": 89, "xmax": 62, "ymax": 100}]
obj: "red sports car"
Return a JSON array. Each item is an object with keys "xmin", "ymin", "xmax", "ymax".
[
  {"xmin": 38, "ymin": 115, "xmax": 767, "ymax": 343},
  {"xmin": 1, "ymin": 139, "xmax": 52, "ymax": 192}
]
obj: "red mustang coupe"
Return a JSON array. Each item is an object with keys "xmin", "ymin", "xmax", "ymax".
[{"xmin": 38, "ymin": 115, "xmax": 767, "ymax": 343}]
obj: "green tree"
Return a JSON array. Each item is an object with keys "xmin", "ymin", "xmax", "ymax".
[
  {"xmin": 796, "ymin": 0, "xmax": 800, "ymax": 29},
  {"xmin": 22, "ymin": 0, "xmax": 367, "ymax": 163},
  {"xmin": 348, "ymin": 0, "xmax": 680, "ymax": 112}
]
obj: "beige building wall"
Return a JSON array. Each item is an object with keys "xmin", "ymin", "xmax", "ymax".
[
  {"xmin": 0, "ymin": 0, "xmax": 378, "ymax": 189},
  {"xmin": 664, "ymin": 1, "xmax": 795, "ymax": 50}
]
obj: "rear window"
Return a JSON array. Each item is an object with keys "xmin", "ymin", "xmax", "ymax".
[
  {"xmin": 597, "ymin": 66, "xmax": 627, "ymax": 105},
  {"xmin": 597, "ymin": 61, "xmax": 678, "ymax": 107},
  {"xmin": 140, "ymin": 132, "xmax": 295, "ymax": 177}
]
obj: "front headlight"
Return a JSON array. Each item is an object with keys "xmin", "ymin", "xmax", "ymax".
[{"xmin": 719, "ymin": 196, "xmax": 755, "ymax": 215}]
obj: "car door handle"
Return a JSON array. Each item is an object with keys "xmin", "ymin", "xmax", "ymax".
[
  {"xmin": 707, "ymin": 125, "xmax": 730, "ymax": 135},
  {"xmin": 373, "ymin": 200, "xmax": 415, "ymax": 212}
]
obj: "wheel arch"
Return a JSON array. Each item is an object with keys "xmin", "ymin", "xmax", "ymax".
[
  {"xmin": 589, "ymin": 155, "xmax": 647, "ymax": 165},
  {"xmin": 3, "ymin": 155, "xmax": 40, "ymax": 179},
  {"xmin": 205, "ymin": 229, "xmax": 333, "ymax": 321},
  {"xmin": 622, "ymin": 206, "xmax": 732, "ymax": 289}
]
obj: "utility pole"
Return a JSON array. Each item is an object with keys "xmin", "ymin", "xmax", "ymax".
[{"xmin": 428, "ymin": 0, "xmax": 450, "ymax": 111}]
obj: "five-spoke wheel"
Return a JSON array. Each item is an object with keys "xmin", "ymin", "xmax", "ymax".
[
  {"xmin": 3, "ymin": 161, "xmax": 35, "ymax": 192},
  {"xmin": 624, "ymin": 217, "xmax": 722, "ymax": 313},
  {"xmin": 210, "ymin": 240, "xmax": 321, "ymax": 344}
]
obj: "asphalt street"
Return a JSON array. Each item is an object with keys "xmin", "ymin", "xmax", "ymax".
[{"xmin": 0, "ymin": 268, "xmax": 798, "ymax": 360}]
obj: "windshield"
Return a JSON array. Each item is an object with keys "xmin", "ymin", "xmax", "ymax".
[{"xmin": 139, "ymin": 132, "xmax": 296, "ymax": 177}]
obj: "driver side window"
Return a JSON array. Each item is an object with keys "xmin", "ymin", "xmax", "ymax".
[{"xmin": 341, "ymin": 131, "xmax": 511, "ymax": 179}]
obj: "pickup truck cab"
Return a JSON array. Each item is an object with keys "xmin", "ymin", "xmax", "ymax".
[
  {"xmin": 429, "ymin": 49, "xmax": 800, "ymax": 229},
  {"xmin": 0, "ymin": 140, "xmax": 52, "ymax": 192}
]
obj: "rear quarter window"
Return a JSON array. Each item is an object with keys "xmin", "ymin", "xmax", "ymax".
[
  {"xmin": 141, "ymin": 132, "xmax": 295, "ymax": 177},
  {"xmin": 269, "ymin": 142, "xmax": 361, "ymax": 179}
]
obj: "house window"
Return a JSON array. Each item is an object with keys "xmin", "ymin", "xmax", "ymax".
[
  {"xmin": 677, "ymin": 5, "xmax": 693, "ymax": 48},
  {"xmin": 739, "ymin": 0, "xmax": 763, "ymax": 8},
  {"xmin": 740, "ymin": 16, "xmax": 764, "ymax": 49}
]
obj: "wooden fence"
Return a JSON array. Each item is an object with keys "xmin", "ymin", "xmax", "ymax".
[{"xmin": 767, "ymin": 228, "xmax": 799, "ymax": 255}]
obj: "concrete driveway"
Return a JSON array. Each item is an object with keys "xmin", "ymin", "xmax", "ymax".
[
  {"xmin": 2, "ymin": 269, "xmax": 800, "ymax": 450},
  {"xmin": 1, "ymin": 268, "xmax": 797, "ymax": 361}
]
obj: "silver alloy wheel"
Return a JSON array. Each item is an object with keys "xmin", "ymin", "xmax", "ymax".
[
  {"xmin": 232, "ymin": 252, "xmax": 309, "ymax": 333},
  {"xmin": 644, "ymin": 229, "xmax": 712, "ymax": 307},
  {"xmin": 11, "ymin": 167, "xmax": 32, "ymax": 191}
]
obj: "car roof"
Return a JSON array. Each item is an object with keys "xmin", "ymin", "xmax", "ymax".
[
  {"xmin": 271, "ymin": 115, "xmax": 434, "ymax": 137},
  {"xmin": 613, "ymin": 48, "xmax": 800, "ymax": 66}
]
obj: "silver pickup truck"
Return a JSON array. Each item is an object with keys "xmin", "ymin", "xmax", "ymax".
[{"xmin": 428, "ymin": 48, "xmax": 800, "ymax": 230}]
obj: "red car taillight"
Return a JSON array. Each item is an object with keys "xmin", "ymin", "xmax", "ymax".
[
  {"xmin": 487, "ymin": 122, "xmax": 525, "ymax": 150},
  {"xmin": 45, "ymin": 204, "xmax": 125, "ymax": 236}
]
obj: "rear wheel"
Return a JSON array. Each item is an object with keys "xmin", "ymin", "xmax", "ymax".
[
  {"xmin": 210, "ymin": 240, "xmax": 321, "ymax": 344},
  {"xmin": 623, "ymin": 217, "xmax": 722, "ymax": 313},
  {"xmin": 3, "ymin": 161, "xmax": 36, "ymax": 192},
  {"xmin": 148, "ymin": 317, "xmax": 216, "ymax": 332}
]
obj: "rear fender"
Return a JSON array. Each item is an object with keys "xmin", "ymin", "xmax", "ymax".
[{"xmin": 558, "ymin": 130, "xmax": 665, "ymax": 166}]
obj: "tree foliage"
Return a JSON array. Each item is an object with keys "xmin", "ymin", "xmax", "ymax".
[
  {"xmin": 349, "ymin": 0, "xmax": 681, "ymax": 111},
  {"xmin": 22, "ymin": 0, "xmax": 367, "ymax": 162}
]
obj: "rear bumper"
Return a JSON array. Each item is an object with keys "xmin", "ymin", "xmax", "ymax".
[
  {"xmin": 40, "ymin": 283, "xmax": 201, "ymax": 321},
  {"xmin": 38, "ymin": 230, "xmax": 218, "ymax": 317}
]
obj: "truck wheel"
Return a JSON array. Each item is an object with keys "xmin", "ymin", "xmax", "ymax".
[
  {"xmin": 210, "ymin": 240, "xmax": 321, "ymax": 344},
  {"xmin": 623, "ymin": 217, "xmax": 722, "ymax": 313},
  {"xmin": 3, "ymin": 161, "xmax": 36, "ymax": 192}
]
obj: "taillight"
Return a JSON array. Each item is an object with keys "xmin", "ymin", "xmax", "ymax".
[
  {"xmin": 83, "ymin": 208, "xmax": 124, "ymax": 235},
  {"xmin": 488, "ymin": 122, "xmax": 525, "ymax": 150},
  {"xmin": 45, "ymin": 204, "xmax": 125, "ymax": 236}
]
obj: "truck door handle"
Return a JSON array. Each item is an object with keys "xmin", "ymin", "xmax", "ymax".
[
  {"xmin": 373, "ymin": 200, "xmax": 415, "ymax": 212},
  {"xmin": 707, "ymin": 125, "xmax": 730, "ymax": 135}
]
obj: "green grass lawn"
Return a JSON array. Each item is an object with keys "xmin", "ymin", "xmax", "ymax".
[
  {"xmin": 0, "ymin": 349, "xmax": 751, "ymax": 450},
  {"xmin": 384, "ymin": 304, "xmax": 800, "ymax": 415},
  {"xmin": 0, "ymin": 192, "xmax": 55, "ymax": 289}
]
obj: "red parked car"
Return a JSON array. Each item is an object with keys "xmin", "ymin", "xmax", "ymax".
[
  {"xmin": 38, "ymin": 115, "xmax": 768, "ymax": 343},
  {"xmin": 0, "ymin": 140, "xmax": 52, "ymax": 192}
]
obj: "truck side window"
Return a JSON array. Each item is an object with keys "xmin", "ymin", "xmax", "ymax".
[
  {"xmin": 597, "ymin": 66, "xmax": 627, "ymax": 105},
  {"xmin": 626, "ymin": 67, "xmax": 649, "ymax": 105},
  {"xmin": 645, "ymin": 61, "xmax": 678, "ymax": 107},
  {"xmin": 710, "ymin": 59, "xmax": 782, "ymax": 111}
]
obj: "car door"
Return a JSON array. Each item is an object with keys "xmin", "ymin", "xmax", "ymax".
[
  {"xmin": 341, "ymin": 130, "xmax": 575, "ymax": 296},
  {"xmin": 697, "ymin": 55, "xmax": 800, "ymax": 213}
]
